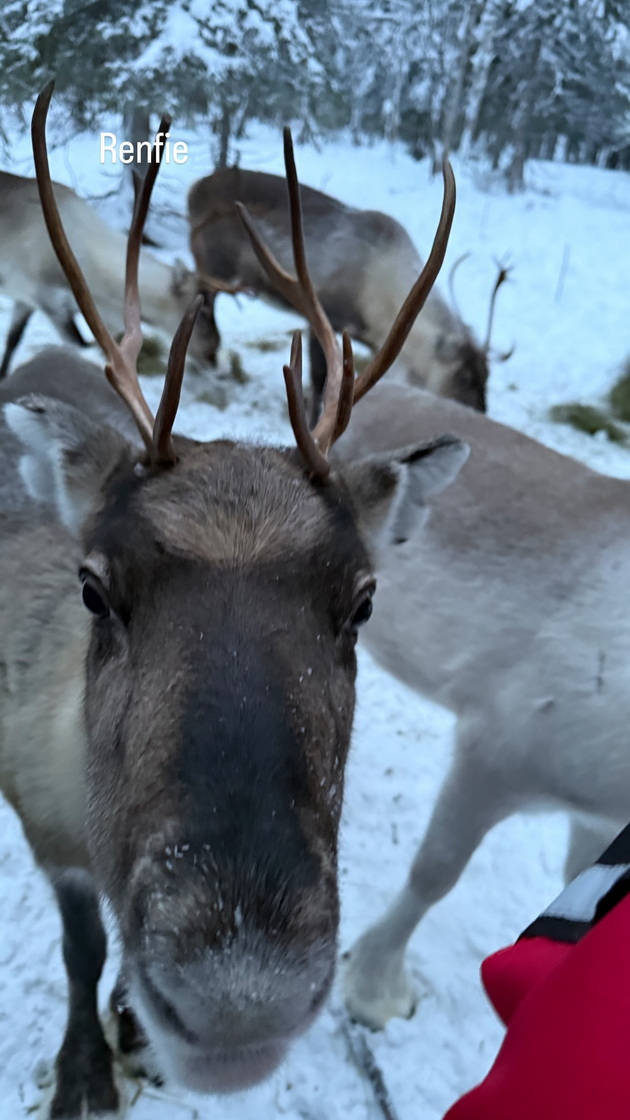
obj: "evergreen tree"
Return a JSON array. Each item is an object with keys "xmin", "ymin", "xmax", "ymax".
[{"xmin": 0, "ymin": 0, "xmax": 628, "ymax": 180}]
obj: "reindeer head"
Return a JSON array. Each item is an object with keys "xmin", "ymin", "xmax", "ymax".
[
  {"xmin": 432, "ymin": 255, "xmax": 513, "ymax": 413},
  {"xmin": 433, "ymin": 328, "xmax": 489, "ymax": 412},
  {"xmin": 6, "ymin": 86, "xmax": 467, "ymax": 1094}
]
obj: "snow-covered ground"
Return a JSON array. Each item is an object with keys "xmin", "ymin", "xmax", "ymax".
[{"xmin": 1, "ymin": 121, "xmax": 629, "ymax": 1119}]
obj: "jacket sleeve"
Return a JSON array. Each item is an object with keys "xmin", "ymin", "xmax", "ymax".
[{"xmin": 443, "ymin": 884, "xmax": 630, "ymax": 1120}]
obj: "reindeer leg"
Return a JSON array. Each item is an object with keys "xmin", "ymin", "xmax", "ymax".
[
  {"xmin": 344, "ymin": 723, "xmax": 525, "ymax": 1029},
  {"xmin": 38, "ymin": 292, "xmax": 91, "ymax": 350},
  {"xmin": 47, "ymin": 869, "xmax": 120, "ymax": 1119},
  {"xmin": 58, "ymin": 314, "xmax": 91, "ymax": 348},
  {"xmin": 0, "ymin": 302, "xmax": 33, "ymax": 378}
]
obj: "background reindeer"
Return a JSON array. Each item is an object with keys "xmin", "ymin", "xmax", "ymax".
[
  {"xmin": 0, "ymin": 169, "xmax": 222, "ymax": 377},
  {"xmin": 0, "ymin": 91, "xmax": 466, "ymax": 1120},
  {"xmin": 319, "ymin": 380, "xmax": 630, "ymax": 1030},
  {"xmin": 188, "ymin": 166, "xmax": 502, "ymax": 416}
]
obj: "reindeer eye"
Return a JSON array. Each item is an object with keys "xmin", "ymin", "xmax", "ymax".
[
  {"xmin": 79, "ymin": 570, "xmax": 110, "ymax": 619},
  {"xmin": 348, "ymin": 581, "xmax": 376, "ymax": 633},
  {"xmin": 351, "ymin": 596, "xmax": 373, "ymax": 629}
]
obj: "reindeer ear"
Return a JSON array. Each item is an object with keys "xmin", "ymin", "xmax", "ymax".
[
  {"xmin": 4, "ymin": 394, "xmax": 132, "ymax": 535},
  {"xmin": 338, "ymin": 434, "xmax": 469, "ymax": 548}
]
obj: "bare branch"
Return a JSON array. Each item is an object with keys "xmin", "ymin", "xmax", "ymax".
[{"xmin": 341, "ymin": 1019, "xmax": 401, "ymax": 1120}]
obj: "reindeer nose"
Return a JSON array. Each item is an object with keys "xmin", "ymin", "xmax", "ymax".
[
  {"xmin": 142, "ymin": 945, "xmax": 330, "ymax": 1047},
  {"xmin": 133, "ymin": 941, "xmax": 334, "ymax": 1092}
]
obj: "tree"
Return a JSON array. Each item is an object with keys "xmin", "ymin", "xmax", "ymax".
[
  {"xmin": 471, "ymin": 0, "xmax": 630, "ymax": 187},
  {"xmin": 135, "ymin": 0, "xmax": 326, "ymax": 167},
  {"xmin": 0, "ymin": 0, "xmax": 628, "ymax": 183}
]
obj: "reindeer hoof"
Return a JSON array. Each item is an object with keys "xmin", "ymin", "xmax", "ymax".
[
  {"xmin": 342, "ymin": 940, "xmax": 416, "ymax": 1029},
  {"xmin": 35, "ymin": 1033, "xmax": 124, "ymax": 1119}
]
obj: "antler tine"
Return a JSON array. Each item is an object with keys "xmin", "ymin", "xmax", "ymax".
[
  {"xmin": 121, "ymin": 113, "xmax": 171, "ymax": 371},
  {"xmin": 32, "ymin": 82, "xmax": 154, "ymax": 452},
  {"xmin": 32, "ymin": 85, "xmax": 119, "ymax": 370},
  {"xmin": 282, "ymin": 331, "xmax": 330, "ymax": 479},
  {"xmin": 236, "ymin": 201, "xmax": 299, "ymax": 296},
  {"xmin": 447, "ymin": 250, "xmax": 470, "ymax": 319},
  {"xmin": 235, "ymin": 130, "xmax": 341, "ymax": 384},
  {"xmin": 236, "ymin": 129, "xmax": 348, "ymax": 470},
  {"xmin": 483, "ymin": 258, "xmax": 512, "ymax": 352},
  {"xmin": 281, "ymin": 128, "xmax": 346, "ymax": 455},
  {"xmin": 153, "ymin": 294, "xmax": 204, "ymax": 464},
  {"xmin": 352, "ymin": 160, "xmax": 456, "ymax": 406},
  {"xmin": 330, "ymin": 331, "xmax": 355, "ymax": 445},
  {"xmin": 237, "ymin": 140, "xmax": 455, "ymax": 476}
]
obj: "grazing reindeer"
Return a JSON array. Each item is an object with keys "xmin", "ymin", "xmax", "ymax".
[
  {"xmin": 0, "ymin": 169, "xmax": 226, "ymax": 377},
  {"xmin": 0, "ymin": 86, "xmax": 467, "ymax": 1119},
  {"xmin": 188, "ymin": 166, "xmax": 501, "ymax": 416},
  {"xmin": 319, "ymin": 380, "xmax": 630, "ymax": 1030}
]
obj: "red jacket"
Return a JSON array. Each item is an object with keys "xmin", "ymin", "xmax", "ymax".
[{"xmin": 444, "ymin": 831, "xmax": 630, "ymax": 1120}]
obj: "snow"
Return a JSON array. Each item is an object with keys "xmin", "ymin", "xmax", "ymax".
[{"xmin": 0, "ymin": 121, "xmax": 629, "ymax": 1120}]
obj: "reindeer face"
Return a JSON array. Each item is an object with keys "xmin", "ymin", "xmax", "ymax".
[
  {"xmin": 4, "ymin": 382, "xmax": 467, "ymax": 1091},
  {"xmin": 17, "ymin": 90, "xmax": 464, "ymax": 1095},
  {"xmin": 75, "ymin": 438, "xmax": 372, "ymax": 1091},
  {"xmin": 434, "ymin": 333, "xmax": 489, "ymax": 413},
  {"xmin": 450, "ymin": 340, "xmax": 489, "ymax": 412}
]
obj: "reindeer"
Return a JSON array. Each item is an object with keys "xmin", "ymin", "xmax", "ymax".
[
  {"xmin": 0, "ymin": 86, "xmax": 467, "ymax": 1119},
  {"xmin": 188, "ymin": 166, "xmax": 504, "ymax": 417},
  {"xmin": 313, "ymin": 380, "xmax": 630, "ymax": 1030},
  {"xmin": 0, "ymin": 169, "xmax": 226, "ymax": 377}
]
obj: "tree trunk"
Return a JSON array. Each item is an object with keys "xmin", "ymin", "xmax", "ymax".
[
  {"xmin": 489, "ymin": 115, "xmax": 511, "ymax": 170},
  {"xmin": 441, "ymin": 0, "xmax": 485, "ymax": 161},
  {"xmin": 459, "ymin": 0, "xmax": 500, "ymax": 160},
  {"xmin": 507, "ymin": 37, "xmax": 542, "ymax": 193},
  {"xmin": 217, "ymin": 99, "xmax": 231, "ymax": 169},
  {"xmin": 234, "ymin": 96, "xmax": 251, "ymax": 140}
]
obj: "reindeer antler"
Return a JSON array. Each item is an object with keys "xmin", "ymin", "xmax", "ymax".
[
  {"xmin": 484, "ymin": 256, "xmax": 513, "ymax": 358},
  {"xmin": 352, "ymin": 164, "xmax": 455, "ymax": 405},
  {"xmin": 236, "ymin": 129, "xmax": 456, "ymax": 480},
  {"xmin": 447, "ymin": 251, "xmax": 471, "ymax": 320},
  {"xmin": 31, "ymin": 82, "xmax": 201, "ymax": 465}
]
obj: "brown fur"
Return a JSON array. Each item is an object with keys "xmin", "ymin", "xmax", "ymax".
[{"xmin": 143, "ymin": 441, "xmax": 331, "ymax": 563}]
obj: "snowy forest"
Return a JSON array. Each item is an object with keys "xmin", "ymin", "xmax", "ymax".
[{"xmin": 1, "ymin": 0, "xmax": 630, "ymax": 190}]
